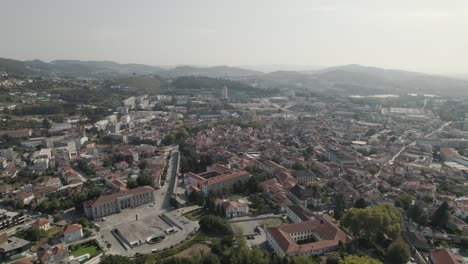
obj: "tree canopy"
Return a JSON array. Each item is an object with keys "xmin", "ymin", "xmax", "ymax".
[
  {"xmin": 341, "ymin": 205, "xmax": 401, "ymax": 240},
  {"xmin": 341, "ymin": 256, "xmax": 382, "ymax": 264},
  {"xmin": 432, "ymin": 201, "xmax": 449, "ymax": 229},
  {"xmin": 385, "ymin": 238, "xmax": 411, "ymax": 264}
]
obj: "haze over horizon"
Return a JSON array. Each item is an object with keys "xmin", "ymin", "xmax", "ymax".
[{"xmin": 1, "ymin": 0, "xmax": 467, "ymax": 75}]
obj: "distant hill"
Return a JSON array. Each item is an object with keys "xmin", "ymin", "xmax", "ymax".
[
  {"xmin": 247, "ymin": 64, "xmax": 468, "ymax": 98},
  {"xmin": 160, "ymin": 65, "xmax": 263, "ymax": 78},
  {"xmin": 0, "ymin": 58, "xmax": 32, "ymax": 73},
  {"xmin": 2, "ymin": 57, "xmax": 468, "ymax": 98},
  {"xmin": 0, "ymin": 57, "xmax": 262, "ymax": 78}
]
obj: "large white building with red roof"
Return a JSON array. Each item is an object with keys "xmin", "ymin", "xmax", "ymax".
[
  {"xmin": 266, "ymin": 214, "xmax": 352, "ymax": 257},
  {"xmin": 83, "ymin": 186, "xmax": 154, "ymax": 219},
  {"xmin": 184, "ymin": 164, "xmax": 251, "ymax": 197}
]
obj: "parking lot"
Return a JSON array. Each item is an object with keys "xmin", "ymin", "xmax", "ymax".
[{"xmin": 230, "ymin": 216, "xmax": 282, "ymax": 248}]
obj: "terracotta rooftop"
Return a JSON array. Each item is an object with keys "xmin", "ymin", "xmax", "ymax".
[
  {"xmin": 430, "ymin": 248, "xmax": 466, "ymax": 264},
  {"xmin": 32, "ymin": 218, "xmax": 49, "ymax": 229},
  {"xmin": 267, "ymin": 214, "xmax": 352, "ymax": 254},
  {"xmin": 202, "ymin": 170, "xmax": 250, "ymax": 187},
  {"xmin": 37, "ymin": 245, "xmax": 67, "ymax": 262},
  {"xmin": 63, "ymin": 223, "xmax": 82, "ymax": 235}
]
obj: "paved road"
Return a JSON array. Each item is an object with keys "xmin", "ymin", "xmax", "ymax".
[
  {"xmin": 154, "ymin": 148, "xmax": 179, "ymax": 211},
  {"xmin": 376, "ymin": 121, "xmax": 452, "ymax": 181}
]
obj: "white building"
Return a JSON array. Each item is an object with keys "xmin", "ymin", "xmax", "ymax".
[
  {"xmin": 62, "ymin": 224, "xmax": 83, "ymax": 243},
  {"xmin": 33, "ymin": 158, "xmax": 49, "ymax": 172}
]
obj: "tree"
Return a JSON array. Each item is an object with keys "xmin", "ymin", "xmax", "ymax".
[
  {"xmin": 199, "ymin": 215, "xmax": 232, "ymax": 236},
  {"xmin": 199, "ymin": 253, "xmax": 221, "ymax": 264},
  {"xmin": 395, "ymin": 193, "xmax": 412, "ymax": 210},
  {"xmin": 365, "ymin": 129, "xmax": 377, "ymax": 136},
  {"xmin": 461, "ymin": 237, "xmax": 468, "ymax": 251},
  {"xmin": 326, "ymin": 252, "xmax": 342, "ymax": 264},
  {"xmin": 42, "ymin": 118, "xmax": 52, "ymax": 129},
  {"xmin": 136, "ymin": 174, "xmax": 153, "ymax": 187},
  {"xmin": 386, "ymin": 238, "xmax": 410, "ymax": 264},
  {"xmin": 432, "ymin": 201, "xmax": 449, "ymax": 229},
  {"xmin": 138, "ymin": 160, "xmax": 149, "ymax": 170},
  {"xmin": 353, "ymin": 197, "xmax": 368, "ymax": 209},
  {"xmin": 127, "ymin": 179, "xmax": 139, "ymax": 189},
  {"xmin": 170, "ymin": 197, "xmax": 179, "ymax": 208},
  {"xmin": 101, "ymin": 255, "xmax": 132, "ymax": 264},
  {"xmin": 407, "ymin": 204, "xmax": 428, "ymax": 226},
  {"xmin": 292, "ymin": 162, "xmax": 306, "ymax": 170},
  {"xmin": 247, "ymin": 177, "xmax": 261, "ymax": 194},
  {"xmin": 341, "ymin": 205, "xmax": 401, "ymax": 240},
  {"xmin": 341, "ymin": 256, "xmax": 382, "ymax": 264},
  {"xmin": 334, "ymin": 193, "xmax": 346, "ymax": 220},
  {"xmin": 366, "ymin": 165, "xmax": 380, "ymax": 175}
]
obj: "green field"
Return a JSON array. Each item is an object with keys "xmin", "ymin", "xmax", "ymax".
[{"xmin": 70, "ymin": 242, "xmax": 101, "ymax": 258}]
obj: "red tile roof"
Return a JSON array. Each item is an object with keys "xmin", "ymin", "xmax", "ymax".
[
  {"xmin": 267, "ymin": 214, "xmax": 352, "ymax": 255},
  {"xmin": 63, "ymin": 223, "xmax": 82, "ymax": 235},
  {"xmin": 32, "ymin": 218, "xmax": 49, "ymax": 229},
  {"xmin": 37, "ymin": 245, "xmax": 67, "ymax": 262},
  {"xmin": 202, "ymin": 170, "xmax": 250, "ymax": 187},
  {"xmin": 12, "ymin": 191, "xmax": 33, "ymax": 200},
  {"xmin": 430, "ymin": 248, "xmax": 466, "ymax": 264}
]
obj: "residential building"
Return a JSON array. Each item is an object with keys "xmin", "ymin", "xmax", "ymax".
[
  {"xmin": 288, "ymin": 184, "xmax": 321, "ymax": 208},
  {"xmin": 291, "ymin": 170, "xmax": 317, "ymax": 185},
  {"xmin": 266, "ymin": 214, "xmax": 352, "ymax": 257},
  {"xmin": 0, "ymin": 129, "xmax": 32, "ymax": 139},
  {"xmin": 41, "ymin": 178, "xmax": 62, "ymax": 188},
  {"xmin": 0, "ymin": 210, "xmax": 25, "ymax": 231},
  {"xmin": 37, "ymin": 245, "xmax": 69, "ymax": 264},
  {"xmin": 327, "ymin": 148, "xmax": 357, "ymax": 167},
  {"xmin": 33, "ymin": 158, "xmax": 49, "ymax": 173},
  {"xmin": 32, "ymin": 218, "xmax": 51, "ymax": 231},
  {"xmin": 62, "ymin": 224, "xmax": 83, "ymax": 243},
  {"xmin": 454, "ymin": 197, "xmax": 468, "ymax": 219},
  {"xmin": 429, "ymin": 248, "xmax": 466, "ymax": 264},
  {"xmin": 83, "ymin": 186, "xmax": 155, "ymax": 219},
  {"xmin": 217, "ymin": 199, "xmax": 249, "ymax": 218},
  {"xmin": 448, "ymin": 215, "xmax": 468, "ymax": 234},
  {"xmin": 12, "ymin": 191, "xmax": 34, "ymax": 205},
  {"xmin": 0, "ymin": 158, "xmax": 7, "ymax": 169},
  {"xmin": 0, "ymin": 233, "xmax": 31, "ymax": 261}
]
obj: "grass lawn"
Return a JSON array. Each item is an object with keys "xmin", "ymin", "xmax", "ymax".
[
  {"xmin": 70, "ymin": 244, "xmax": 101, "ymax": 258},
  {"xmin": 259, "ymin": 218, "xmax": 283, "ymax": 227},
  {"xmin": 155, "ymin": 231, "xmax": 220, "ymax": 259},
  {"xmin": 183, "ymin": 208, "xmax": 207, "ymax": 221}
]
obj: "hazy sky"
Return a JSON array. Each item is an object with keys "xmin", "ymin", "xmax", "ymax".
[{"xmin": 1, "ymin": 0, "xmax": 467, "ymax": 74}]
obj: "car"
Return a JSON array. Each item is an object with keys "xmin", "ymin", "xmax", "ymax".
[{"xmin": 152, "ymin": 248, "xmax": 159, "ymax": 253}]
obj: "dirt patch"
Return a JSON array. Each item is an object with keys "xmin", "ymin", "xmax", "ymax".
[{"xmin": 173, "ymin": 242, "xmax": 211, "ymax": 258}]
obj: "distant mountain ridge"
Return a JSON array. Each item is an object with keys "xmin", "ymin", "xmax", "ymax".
[
  {"xmin": 1, "ymin": 57, "xmax": 468, "ymax": 97},
  {"xmin": 0, "ymin": 58, "xmax": 263, "ymax": 78}
]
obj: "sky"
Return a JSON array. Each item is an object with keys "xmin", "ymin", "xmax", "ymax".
[{"xmin": 1, "ymin": 0, "xmax": 468, "ymax": 74}]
